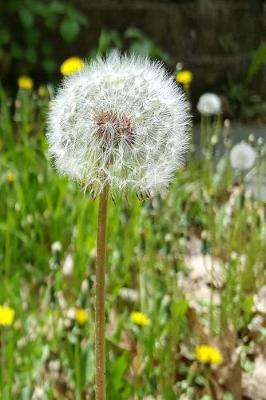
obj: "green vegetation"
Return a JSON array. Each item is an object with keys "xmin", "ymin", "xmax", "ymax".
[{"xmin": 0, "ymin": 84, "xmax": 266, "ymax": 399}]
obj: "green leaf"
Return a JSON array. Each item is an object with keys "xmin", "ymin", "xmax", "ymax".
[
  {"xmin": 43, "ymin": 58, "xmax": 57, "ymax": 73},
  {"xmin": 60, "ymin": 18, "xmax": 80, "ymax": 42},
  {"xmin": 11, "ymin": 43, "xmax": 24, "ymax": 59},
  {"xmin": 172, "ymin": 298, "xmax": 189, "ymax": 318},
  {"xmin": 242, "ymin": 295, "xmax": 253, "ymax": 317},
  {"xmin": 111, "ymin": 353, "xmax": 128, "ymax": 390},
  {"xmin": 25, "ymin": 47, "xmax": 37, "ymax": 63},
  {"xmin": 97, "ymin": 30, "xmax": 122, "ymax": 54},
  {"xmin": 124, "ymin": 27, "xmax": 144, "ymax": 40},
  {"xmin": 0, "ymin": 29, "xmax": 10, "ymax": 45},
  {"xmin": 129, "ymin": 40, "xmax": 153, "ymax": 56},
  {"xmin": 19, "ymin": 9, "xmax": 34, "ymax": 28},
  {"xmin": 247, "ymin": 42, "xmax": 266, "ymax": 83},
  {"xmin": 107, "ymin": 352, "xmax": 129, "ymax": 399}
]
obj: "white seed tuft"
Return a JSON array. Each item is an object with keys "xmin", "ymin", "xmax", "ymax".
[
  {"xmin": 47, "ymin": 53, "xmax": 191, "ymax": 196},
  {"xmin": 230, "ymin": 141, "xmax": 257, "ymax": 171},
  {"xmin": 197, "ymin": 93, "xmax": 222, "ymax": 115}
]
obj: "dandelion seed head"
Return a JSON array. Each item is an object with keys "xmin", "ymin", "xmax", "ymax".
[
  {"xmin": 230, "ymin": 141, "xmax": 257, "ymax": 171},
  {"xmin": 47, "ymin": 53, "xmax": 191, "ymax": 196},
  {"xmin": 197, "ymin": 93, "xmax": 221, "ymax": 115}
]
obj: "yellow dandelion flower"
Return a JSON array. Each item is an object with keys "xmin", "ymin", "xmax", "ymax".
[
  {"xmin": 130, "ymin": 311, "xmax": 151, "ymax": 327},
  {"xmin": 195, "ymin": 345, "xmax": 223, "ymax": 365},
  {"xmin": 18, "ymin": 76, "xmax": 33, "ymax": 90},
  {"xmin": 0, "ymin": 305, "xmax": 15, "ymax": 326},
  {"xmin": 75, "ymin": 308, "xmax": 89, "ymax": 325},
  {"xmin": 38, "ymin": 85, "xmax": 48, "ymax": 97},
  {"xmin": 60, "ymin": 57, "xmax": 85, "ymax": 76},
  {"xmin": 6, "ymin": 171, "xmax": 16, "ymax": 183},
  {"xmin": 176, "ymin": 70, "xmax": 193, "ymax": 88}
]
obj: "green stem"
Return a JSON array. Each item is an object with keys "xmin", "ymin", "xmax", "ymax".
[{"xmin": 95, "ymin": 184, "xmax": 109, "ymax": 400}]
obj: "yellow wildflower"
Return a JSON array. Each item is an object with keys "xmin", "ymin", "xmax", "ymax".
[
  {"xmin": 38, "ymin": 85, "xmax": 48, "ymax": 97},
  {"xmin": 6, "ymin": 172, "xmax": 16, "ymax": 183},
  {"xmin": 130, "ymin": 311, "xmax": 151, "ymax": 327},
  {"xmin": 18, "ymin": 76, "xmax": 33, "ymax": 90},
  {"xmin": 0, "ymin": 305, "xmax": 15, "ymax": 326},
  {"xmin": 60, "ymin": 57, "xmax": 85, "ymax": 76},
  {"xmin": 75, "ymin": 308, "xmax": 89, "ymax": 325},
  {"xmin": 195, "ymin": 344, "xmax": 223, "ymax": 365},
  {"xmin": 176, "ymin": 70, "xmax": 193, "ymax": 88}
]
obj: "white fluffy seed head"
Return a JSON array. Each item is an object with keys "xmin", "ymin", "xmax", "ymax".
[
  {"xmin": 47, "ymin": 53, "xmax": 191, "ymax": 197},
  {"xmin": 230, "ymin": 141, "xmax": 257, "ymax": 171},
  {"xmin": 197, "ymin": 93, "xmax": 222, "ymax": 115}
]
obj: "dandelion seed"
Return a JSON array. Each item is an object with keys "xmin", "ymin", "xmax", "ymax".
[
  {"xmin": 75, "ymin": 308, "xmax": 89, "ymax": 325},
  {"xmin": 211, "ymin": 135, "xmax": 218, "ymax": 145},
  {"xmin": 26, "ymin": 214, "xmax": 34, "ymax": 225},
  {"xmin": 246, "ymin": 168, "xmax": 266, "ymax": 203},
  {"xmin": 248, "ymin": 134, "xmax": 255, "ymax": 143},
  {"xmin": 81, "ymin": 279, "xmax": 89, "ymax": 293},
  {"xmin": 47, "ymin": 53, "xmax": 191, "ymax": 197},
  {"xmin": 18, "ymin": 76, "xmax": 33, "ymax": 90},
  {"xmin": 130, "ymin": 311, "xmax": 151, "ymax": 326},
  {"xmin": 60, "ymin": 57, "xmax": 85, "ymax": 76},
  {"xmin": 230, "ymin": 141, "xmax": 257, "ymax": 171},
  {"xmin": 66, "ymin": 307, "xmax": 76, "ymax": 321},
  {"xmin": 195, "ymin": 344, "xmax": 223, "ymax": 365},
  {"xmin": 119, "ymin": 287, "xmax": 139, "ymax": 302},
  {"xmin": 0, "ymin": 305, "xmax": 15, "ymax": 326},
  {"xmin": 257, "ymin": 137, "xmax": 264, "ymax": 146},
  {"xmin": 62, "ymin": 254, "xmax": 74, "ymax": 276},
  {"xmin": 224, "ymin": 118, "xmax": 231, "ymax": 129},
  {"xmin": 197, "ymin": 93, "xmax": 221, "ymax": 115},
  {"xmin": 51, "ymin": 241, "xmax": 62, "ymax": 253},
  {"xmin": 32, "ymin": 386, "xmax": 46, "ymax": 400}
]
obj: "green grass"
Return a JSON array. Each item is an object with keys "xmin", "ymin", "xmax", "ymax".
[{"xmin": 0, "ymin": 86, "xmax": 265, "ymax": 399}]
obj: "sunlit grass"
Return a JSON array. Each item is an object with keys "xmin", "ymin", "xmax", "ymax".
[{"xmin": 0, "ymin": 85, "xmax": 265, "ymax": 399}]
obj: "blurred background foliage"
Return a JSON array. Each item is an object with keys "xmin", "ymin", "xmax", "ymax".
[
  {"xmin": 0, "ymin": 0, "xmax": 87, "ymax": 77},
  {"xmin": 1, "ymin": 1, "xmax": 266, "ymax": 398},
  {"xmin": 0, "ymin": 0, "xmax": 265, "ymax": 121}
]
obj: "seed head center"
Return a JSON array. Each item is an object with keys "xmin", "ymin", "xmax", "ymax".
[{"xmin": 95, "ymin": 111, "xmax": 135, "ymax": 146}]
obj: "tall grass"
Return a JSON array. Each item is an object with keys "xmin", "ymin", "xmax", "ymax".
[{"xmin": 0, "ymin": 86, "xmax": 265, "ymax": 399}]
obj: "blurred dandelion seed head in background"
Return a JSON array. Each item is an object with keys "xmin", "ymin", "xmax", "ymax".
[
  {"xmin": 230, "ymin": 141, "xmax": 257, "ymax": 171},
  {"xmin": 0, "ymin": 305, "xmax": 15, "ymax": 326},
  {"xmin": 130, "ymin": 311, "xmax": 151, "ymax": 326},
  {"xmin": 17, "ymin": 76, "xmax": 33, "ymax": 90},
  {"xmin": 195, "ymin": 344, "xmax": 223, "ymax": 365},
  {"xmin": 197, "ymin": 93, "xmax": 222, "ymax": 115},
  {"xmin": 60, "ymin": 57, "xmax": 85, "ymax": 76},
  {"xmin": 47, "ymin": 53, "xmax": 191, "ymax": 196},
  {"xmin": 51, "ymin": 241, "xmax": 62, "ymax": 253}
]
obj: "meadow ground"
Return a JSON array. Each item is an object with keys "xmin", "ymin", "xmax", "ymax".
[{"xmin": 0, "ymin": 85, "xmax": 266, "ymax": 399}]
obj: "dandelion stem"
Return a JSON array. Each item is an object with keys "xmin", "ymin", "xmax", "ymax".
[{"xmin": 95, "ymin": 184, "xmax": 109, "ymax": 400}]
